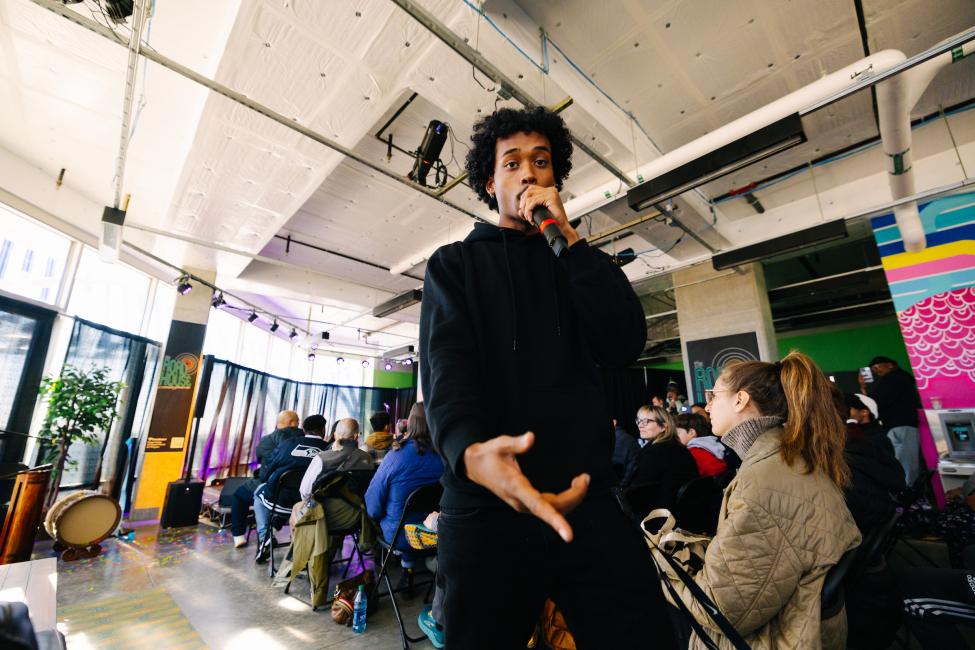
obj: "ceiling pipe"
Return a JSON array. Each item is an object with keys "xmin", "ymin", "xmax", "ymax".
[
  {"xmin": 562, "ymin": 29, "xmax": 975, "ymax": 252},
  {"xmin": 388, "ymin": 0, "xmax": 635, "ymax": 188},
  {"xmin": 28, "ymin": 0, "xmax": 490, "ymax": 225},
  {"xmin": 111, "ymin": 0, "xmax": 147, "ymax": 210},
  {"xmin": 876, "ymin": 31, "xmax": 975, "ymax": 252}
]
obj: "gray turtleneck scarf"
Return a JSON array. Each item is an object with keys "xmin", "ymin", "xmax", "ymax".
[{"xmin": 722, "ymin": 415, "xmax": 785, "ymax": 460}]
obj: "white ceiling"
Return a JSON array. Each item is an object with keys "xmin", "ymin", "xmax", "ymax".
[{"xmin": 0, "ymin": 0, "xmax": 973, "ymax": 355}]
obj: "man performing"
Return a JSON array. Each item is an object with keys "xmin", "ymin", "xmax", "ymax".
[{"xmin": 420, "ymin": 107, "xmax": 676, "ymax": 649}]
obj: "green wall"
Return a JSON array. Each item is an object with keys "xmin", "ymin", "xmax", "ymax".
[
  {"xmin": 777, "ymin": 321, "xmax": 910, "ymax": 372},
  {"xmin": 642, "ymin": 320, "xmax": 911, "ymax": 374}
]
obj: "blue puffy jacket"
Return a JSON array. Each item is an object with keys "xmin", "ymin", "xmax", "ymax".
[{"xmin": 365, "ymin": 440, "xmax": 444, "ymax": 552}]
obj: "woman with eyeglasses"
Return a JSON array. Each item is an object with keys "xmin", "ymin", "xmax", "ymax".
[
  {"xmin": 651, "ymin": 351, "xmax": 860, "ymax": 649},
  {"xmin": 632, "ymin": 405, "xmax": 699, "ymax": 509}
]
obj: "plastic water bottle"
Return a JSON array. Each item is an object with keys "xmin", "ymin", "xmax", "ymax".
[{"xmin": 352, "ymin": 584, "xmax": 367, "ymax": 633}]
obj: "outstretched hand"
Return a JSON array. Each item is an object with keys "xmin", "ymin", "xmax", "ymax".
[{"xmin": 462, "ymin": 432, "xmax": 589, "ymax": 543}]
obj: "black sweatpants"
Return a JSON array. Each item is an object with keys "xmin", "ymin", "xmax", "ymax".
[
  {"xmin": 437, "ymin": 493, "xmax": 678, "ymax": 649},
  {"xmin": 898, "ymin": 566, "xmax": 975, "ymax": 648}
]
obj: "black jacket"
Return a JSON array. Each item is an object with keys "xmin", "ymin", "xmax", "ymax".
[
  {"xmin": 256, "ymin": 426, "xmax": 303, "ymax": 479},
  {"xmin": 613, "ymin": 427, "xmax": 640, "ymax": 489},
  {"xmin": 844, "ymin": 422, "xmax": 906, "ymax": 533},
  {"xmin": 869, "ymin": 368, "xmax": 920, "ymax": 429},
  {"xmin": 632, "ymin": 439, "xmax": 699, "ymax": 509},
  {"xmin": 419, "ymin": 223, "xmax": 646, "ymax": 508},
  {"xmin": 263, "ymin": 434, "xmax": 330, "ymax": 507}
]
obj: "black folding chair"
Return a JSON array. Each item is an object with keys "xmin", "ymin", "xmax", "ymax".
[
  {"xmin": 262, "ymin": 467, "xmax": 305, "ymax": 578},
  {"xmin": 673, "ymin": 476, "xmax": 723, "ymax": 536},
  {"xmin": 374, "ymin": 483, "xmax": 443, "ymax": 650},
  {"xmin": 618, "ymin": 481, "xmax": 662, "ymax": 525}
]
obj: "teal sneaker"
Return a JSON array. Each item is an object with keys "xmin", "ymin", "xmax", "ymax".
[{"xmin": 417, "ymin": 605, "xmax": 444, "ymax": 649}]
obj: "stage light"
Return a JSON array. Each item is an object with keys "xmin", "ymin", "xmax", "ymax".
[
  {"xmin": 321, "ymin": 331, "xmax": 330, "ymax": 341},
  {"xmin": 211, "ymin": 292, "xmax": 226, "ymax": 308},
  {"xmin": 104, "ymin": 0, "xmax": 134, "ymax": 23},
  {"xmin": 289, "ymin": 328, "xmax": 298, "ymax": 341},
  {"xmin": 361, "ymin": 359, "xmax": 370, "ymax": 368},
  {"xmin": 247, "ymin": 311, "xmax": 259, "ymax": 323},
  {"xmin": 307, "ymin": 352, "xmax": 315, "ymax": 361},
  {"xmin": 336, "ymin": 357, "xmax": 345, "ymax": 365},
  {"xmin": 408, "ymin": 120, "xmax": 448, "ymax": 186},
  {"xmin": 270, "ymin": 321, "xmax": 279, "ymax": 333},
  {"xmin": 176, "ymin": 275, "xmax": 193, "ymax": 295},
  {"xmin": 403, "ymin": 357, "xmax": 413, "ymax": 366},
  {"xmin": 384, "ymin": 361, "xmax": 393, "ymax": 371}
]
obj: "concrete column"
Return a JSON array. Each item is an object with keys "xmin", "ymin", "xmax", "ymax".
[
  {"xmin": 674, "ymin": 263, "xmax": 778, "ymax": 404},
  {"xmin": 130, "ymin": 269, "xmax": 214, "ymax": 521}
]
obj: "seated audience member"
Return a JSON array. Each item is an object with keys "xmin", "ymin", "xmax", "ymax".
[
  {"xmin": 254, "ymin": 410, "xmax": 303, "ymax": 469},
  {"xmin": 632, "ymin": 405, "xmax": 699, "ymax": 509},
  {"xmin": 691, "ymin": 402, "xmax": 709, "ymax": 420},
  {"xmin": 251, "ymin": 415, "xmax": 330, "ymax": 563},
  {"xmin": 228, "ymin": 409, "xmax": 303, "ymax": 548},
  {"xmin": 675, "ymin": 412, "xmax": 728, "ymax": 478},
  {"xmin": 651, "ymin": 352, "xmax": 860, "ymax": 649},
  {"xmin": 839, "ymin": 391, "xmax": 905, "ymax": 533},
  {"xmin": 612, "ymin": 418, "xmax": 640, "ymax": 490},
  {"xmin": 299, "ymin": 418, "xmax": 374, "ymax": 500},
  {"xmin": 365, "ymin": 403, "xmax": 444, "ymax": 564},
  {"xmin": 665, "ymin": 380, "xmax": 685, "ymax": 414},
  {"xmin": 363, "ymin": 410, "xmax": 393, "ymax": 460},
  {"xmin": 650, "ymin": 393, "xmax": 665, "ymax": 409}
]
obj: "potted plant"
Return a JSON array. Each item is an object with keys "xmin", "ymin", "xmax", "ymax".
[{"xmin": 38, "ymin": 365, "xmax": 124, "ymax": 508}]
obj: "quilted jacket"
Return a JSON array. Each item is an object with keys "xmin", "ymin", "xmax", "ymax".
[{"xmin": 658, "ymin": 426, "xmax": 861, "ymax": 649}]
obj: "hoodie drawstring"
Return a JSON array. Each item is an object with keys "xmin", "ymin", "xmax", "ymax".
[{"xmin": 501, "ymin": 230, "xmax": 519, "ymax": 351}]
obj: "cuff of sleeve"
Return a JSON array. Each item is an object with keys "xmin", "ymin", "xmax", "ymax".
[{"xmin": 437, "ymin": 420, "xmax": 484, "ymax": 479}]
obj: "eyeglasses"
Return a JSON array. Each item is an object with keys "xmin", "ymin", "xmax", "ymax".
[
  {"xmin": 635, "ymin": 418, "xmax": 665, "ymax": 426},
  {"xmin": 704, "ymin": 388, "xmax": 732, "ymax": 403}
]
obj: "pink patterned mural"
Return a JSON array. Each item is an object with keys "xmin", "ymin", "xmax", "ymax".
[{"xmin": 898, "ymin": 287, "xmax": 975, "ymax": 409}]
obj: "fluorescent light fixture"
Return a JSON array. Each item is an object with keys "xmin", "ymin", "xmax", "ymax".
[
  {"xmin": 373, "ymin": 289, "xmax": 422, "ymax": 318},
  {"xmin": 711, "ymin": 219, "xmax": 848, "ymax": 271},
  {"xmin": 627, "ymin": 114, "xmax": 806, "ymax": 212}
]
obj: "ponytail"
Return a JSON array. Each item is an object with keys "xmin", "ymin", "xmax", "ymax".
[
  {"xmin": 721, "ymin": 350, "xmax": 849, "ymax": 487},
  {"xmin": 778, "ymin": 351, "xmax": 849, "ymax": 487}
]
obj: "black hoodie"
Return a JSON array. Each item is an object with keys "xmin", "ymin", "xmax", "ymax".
[{"xmin": 419, "ymin": 222, "xmax": 647, "ymax": 508}]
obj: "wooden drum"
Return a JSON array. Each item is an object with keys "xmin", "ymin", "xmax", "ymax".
[{"xmin": 44, "ymin": 491, "xmax": 121, "ymax": 560}]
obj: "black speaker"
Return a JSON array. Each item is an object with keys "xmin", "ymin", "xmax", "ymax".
[{"xmin": 194, "ymin": 355, "xmax": 214, "ymax": 419}]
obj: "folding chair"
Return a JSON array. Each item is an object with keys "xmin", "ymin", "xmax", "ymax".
[
  {"xmin": 260, "ymin": 467, "xmax": 306, "ymax": 578},
  {"xmin": 673, "ymin": 476, "xmax": 723, "ymax": 536},
  {"xmin": 375, "ymin": 482, "xmax": 443, "ymax": 650},
  {"xmin": 618, "ymin": 481, "xmax": 662, "ymax": 525}
]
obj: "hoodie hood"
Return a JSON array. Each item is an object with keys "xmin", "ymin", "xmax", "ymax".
[{"xmin": 687, "ymin": 435, "xmax": 727, "ymax": 459}]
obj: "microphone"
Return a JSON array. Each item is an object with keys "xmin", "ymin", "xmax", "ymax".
[{"xmin": 532, "ymin": 205, "xmax": 569, "ymax": 257}]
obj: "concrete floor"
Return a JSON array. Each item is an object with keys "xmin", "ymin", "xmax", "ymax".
[{"xmin": 36, "ymin": 522, "xmax": 433, "ymax": 650}]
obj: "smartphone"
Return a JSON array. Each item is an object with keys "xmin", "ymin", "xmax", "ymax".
[{"xmin": 859, "ymin": 367, "xmax": 874, "ymax": 383}]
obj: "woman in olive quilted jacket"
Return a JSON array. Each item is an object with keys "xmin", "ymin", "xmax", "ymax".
[{"xmin": 653, "ymin": 351, "xmax": 861, "ymax": 649}]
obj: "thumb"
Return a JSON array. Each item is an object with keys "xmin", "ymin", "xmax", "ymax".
[{"xmin": 511, "ymin": 431, "xmax": 535, "ymax": 454}]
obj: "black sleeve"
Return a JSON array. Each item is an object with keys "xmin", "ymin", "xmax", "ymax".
[
  {"xmin": 621, "ymin": 436, "xmax": 640, "ymax": 488},
  {"xmin": 256, "ymin": 430, "xmax": 279, "ymax": 465},
  {"xmin": 419, "ymin": 246, "xmax": 487, "ymax": 479},
  {"xmin": 559, "ymin": 240, "xmax": 646, "ymax": 367}
]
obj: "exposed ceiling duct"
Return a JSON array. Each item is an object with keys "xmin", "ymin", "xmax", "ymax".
[{"xmin": 877, "ymin": 31, "xmax": 975, "ymax": 252}]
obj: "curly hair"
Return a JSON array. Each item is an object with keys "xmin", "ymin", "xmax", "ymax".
[{"xmin": 465, "ymin": 107, "xmax": 574, "ymax": 212}]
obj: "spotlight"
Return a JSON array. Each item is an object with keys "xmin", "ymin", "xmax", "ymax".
[
  {"xmin": 247, "ymin": 311, "xmax": 259, "ymax": 323},
  {"xmin": 361, "ymin": 359, "xmax": 370, "ymax": 368},
  {"xmin": 104, "ymin": 0, "xmax": 134, "ymax": 23},
  {"xmin": 336, "ymin": 357, "xmax": 345, "ymax": 365},
  {"xmin": 176, "ymin": 276, "xmax": 193, "ymax": 295},
  {"xmin": 307, "ymin": 352, "xmax": 315, "ymax": 361},
  {"xmin": 211, "ymin": 292, "xmax": 226, "ymax": 308},
  {"xmin": 408, "ymin": 120, "xmax": 448, "ymax": 187},
  {"xmin": 321, "ymin": 331, "xmax": 330, "ymax": 341},
  {"xmin": 384, "ymin": 361, "xmax": 393, "ymax": 371},
  {"xmin": 289, "ymin": 328, "xmax": 298, "ymax": 341},
  {"xmin": 270, "ymin": 321, "xmax": 279, "ymax": 333},
  {"xmin": 403, "ymin": 357, "xmax": 413, "ymax": 366}
]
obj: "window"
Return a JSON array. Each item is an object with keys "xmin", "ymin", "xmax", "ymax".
[
  {"xmin": 202, "ymin": 308, "xmax": 242, "ymax": 363},
  {"xmin": 67, "ymin": 247, "xmax": 152, "ymax": 334},
  {"xmin": 0, "ymin": 204, "xmax": 71, "ymax": 305}
]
